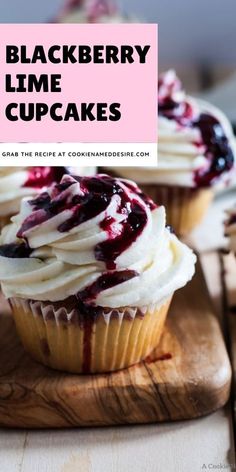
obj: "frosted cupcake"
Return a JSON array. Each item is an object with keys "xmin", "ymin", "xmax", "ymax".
[
  {"xmin": 0, "ymin": 166, "xmax": 96, "ymax": 230},
  {"xmin": 113, "ymin": 70, "xmax": 236, "ymax": 236},
  {"xmin": 56, "ymin": 0, "xmax": 134, "ymax": 24},
  {"xmin": 225, "ymin": 206, "xmax": 236, "ymax": 255},
  {"xmin": 0, "ymin": 174, "xmax": 195, "ymax": 374}
]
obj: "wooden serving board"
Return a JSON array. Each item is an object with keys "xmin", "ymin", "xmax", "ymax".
[
  {"xmin": 221, "ymin": 251, "xmax": 236, "ymax": 434},
  {"xmin": 0, "ymin": 260, "xmax": 232, "ymax": 428}
]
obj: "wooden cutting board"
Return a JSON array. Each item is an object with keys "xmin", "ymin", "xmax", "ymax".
[{"xmin": 0, "ymin": 260, "xmax": 232, "ymax": 428}]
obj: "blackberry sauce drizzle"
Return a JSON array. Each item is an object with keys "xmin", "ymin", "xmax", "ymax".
[
  {"xmin": 17, "ymin": 175, "xmax": 154, "ymax": 272},
  {"xmin": 24, "ymin": 167, "xmax": 66, "ymax": 189},
  {"xmin": 158, "ymin": 76, "xmax": 234, "ymax": 187},
  {"xmin": 78, "ymin": 270, "xmax": 138, "ymax": 307},
  {"xmin": 0, "ymin": 242, "xmax": 32, "ymax": 258},
  {"xmin": 228, "ymin": 213, "xmax": 236, "ymax": 226},
  {"xmin": 1, "ymin": 174, "xmax": 155, "ymax": 305}
]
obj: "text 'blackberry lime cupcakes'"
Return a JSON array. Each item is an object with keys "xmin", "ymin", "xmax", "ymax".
[
  {"xmin": 112, "ymin": 70, "xmax": 236, "ymax": 237},
  {"xmin": 0, "ymin": 166, "xmax": 96, "ymax": 230},
  {"xmin": 225, "ymin": 206, "xmax": 236, "ymax": 256},
  {"xmin": 0, "ymin": 174, "xmax": 196, "ymax": 374}
]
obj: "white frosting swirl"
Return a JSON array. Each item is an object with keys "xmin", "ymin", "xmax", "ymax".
[
  {"xmin": 0, "ymin": 174, "xmax": 196, "ymax": 308},
  {"xmin": 0, "ymin": 166, "xmax": 96, "ymax": 218},
  {"xmin": 225, "ymin": 206, "xmax": 236, "ymax": 253},
  {"xmin": 0, "ymin": 167, "xmax": 37, "ymax": 217},
  {"xmin": 111, "ymin": 70, "xmax": 236, "ymax": 188}
]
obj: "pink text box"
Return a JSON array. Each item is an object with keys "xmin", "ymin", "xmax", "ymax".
[{"xmin": 0, "ymin": 24, "xmax": 157, "ymax": 143}]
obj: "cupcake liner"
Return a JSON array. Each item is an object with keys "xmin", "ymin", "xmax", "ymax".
[
  {"xmin": 140, "ymin": 184, "xmax": 213, "ymax": 237},
  {"xmin": 9, "ymin": 297, "xmax": 171, "ymax": 374}
]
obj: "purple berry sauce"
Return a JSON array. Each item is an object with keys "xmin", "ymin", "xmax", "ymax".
[
  {"xmin": 17, "ymin": 175, "xmax": 155, "ymax": 270},
  {"xmin": 24, "ymin": 167, "xmax": 66, "ymax": 189},
  {"xmin": 78, "ymin": 269, "xmax": 138, "ymax": 306},
  {"xmin": 0, "ymin": 242, "xmax": 32, "ymax": 258},
  {"xmin": 158, "ymin": 76, "xmax": 234, "ymax": 187}
]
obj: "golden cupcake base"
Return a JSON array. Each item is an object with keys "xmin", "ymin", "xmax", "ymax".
[
  {"xmin": 10, "ymin": 298, "xmax": 171, "ymax": 374},
  {"xmin": 140, "ymin": 184, "xmax": 213, "ymax": 237}
]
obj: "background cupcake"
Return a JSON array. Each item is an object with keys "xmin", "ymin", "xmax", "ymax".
[
  {"xmin": 56, "ymin": 0, "xmax": 135, "ymax": 24},
  {"xmin": 0, "ymin": 174, "xmax": 195, "ymax": 374},
  {"xmin": 0, "ymin": 166, "xmax": 96, "ymax": 230},
  {"xmin": 111, "ymin": 70, "xmax": 236, "ymax": 237}
]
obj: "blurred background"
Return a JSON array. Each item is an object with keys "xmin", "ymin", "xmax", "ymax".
[{"xmin": 1, "ymin": 0, "xmax": 236, "ymax": 127}]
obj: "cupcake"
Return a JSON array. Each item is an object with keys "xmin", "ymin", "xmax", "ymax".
[
  {"xmin": 0, "ymin": 174, "xmax": 195, "ymax": 374},
  {"xmin": 225, "ymin": 206, "xmax": 236, "ymax": 255},
  {"xmin": 56, "ymin": 0, "xmax": 135, "ymax": 24},
  {"xmin": 0, "ymin": 166, "xmax": 96, "ymax": 230},
  {"xmin": 110, "ymin": 70, "xmax": 236, "ymax": 236}
]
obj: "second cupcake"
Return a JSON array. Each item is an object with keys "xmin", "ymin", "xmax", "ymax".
[
  {"xmin": 112, "ymin": 70, "xmax": 236, "ymax": 236},
  {"xmin": 56, "ymin": 0, "xmax": 135, "ymax": 24}
]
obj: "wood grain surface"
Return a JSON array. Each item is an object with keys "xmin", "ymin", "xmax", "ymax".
[{"xmin": 0, "ymin": 260, "xmax": 232, "ymax": 429}]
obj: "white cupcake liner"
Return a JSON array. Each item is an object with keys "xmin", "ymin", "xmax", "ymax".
[{"xmin": 9, "ymin": 297, "xmax": 171, "ymax": 374}]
